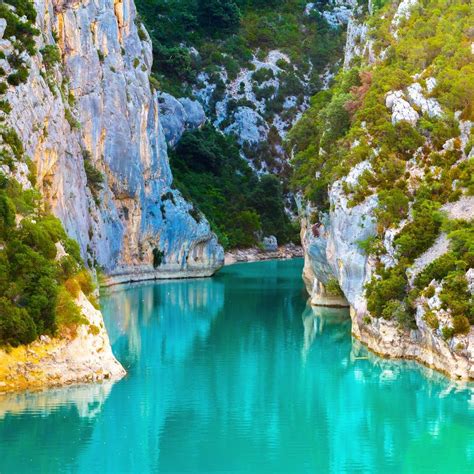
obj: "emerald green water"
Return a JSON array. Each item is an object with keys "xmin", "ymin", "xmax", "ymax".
[{"xmin": 1, "ymin": 259, "xmax": 474, "ymax": 473}]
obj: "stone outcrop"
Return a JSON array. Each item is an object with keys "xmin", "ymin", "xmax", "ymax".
[
  {"xmin": 0, "ymin": 0, "xmax": 226, "ymax": 391},
  {"xmin": 5, "ymin": 0, "xmax": 224, "ymax": 284},
  {"xmin": 0, "ymin": 292, "xmax": 125, "ymax": 393},
  {"xmin": 302, "ymin": 179, "xmax": 474, "ymax": 380},
  {"xmin": 300, "ymin": 163, "xmax": 378, "ymax": 309},
  {"xmin": 300, "ymin": 0, "xmax": 474, "ymax": 380},
  {"xmin": 192, "ymin": 1, "xmax": 362, "ymax": 174},
  {"xmin": 157, "ymin": 92, "xmax": 206, "ymax": 147}
]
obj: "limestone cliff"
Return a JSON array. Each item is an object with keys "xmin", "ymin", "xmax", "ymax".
[
  {"xmin": 4, "ymin": 0, "xmax": 224, "ymax": 284},
  {"xmin": 297, "ymin": 0, "xmax": 474, "ymax": 379},
  {"xmin": 0, "ymin": 291, "xmax": 125, "ymax": 392}
]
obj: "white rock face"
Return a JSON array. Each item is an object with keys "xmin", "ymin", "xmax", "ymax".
[
  {"xmin": 5, "ymin": 0, "xmax": 224, "ymax": 282},
  {"xmin": 157, "ymin": 93, "xmax": 206, "ymax": 147},
  {"xmin": 386, "ymin": 90, "xmax": 419, "ymax": 125},
  {"xmin": 0, "ymin": 162, "xmax": 32, "ymax": 190},
  {"xmin": 307, "ymin": 0, "xmax": 358, "ymax": 25},
  {"xmin": 392, "ymin": 0, "xmax": 418, "ymax": 28},
  {"xmin": 0, "ymin": 18, "xmax": 6, "ymax": 39},
  {"xmin": 322, "ymin": 0, "xmax": 357, "ymax": 28},
  {"xmin": 301, "ymin": 163, "xmax": 378, "ymax": 309},
  {"xmin": 225, "ymin": 106, "xmax": 268, "ymax": 145},
  {"xmin": 467, "ymin": 269, "xmax": 474, "ymax": 295},
  {"xmin": 262, "ymin": 235, "xmax": 278, "ymax": 252},
  {"xmin": 406, "ymin": 83, "xmax": 442, "ymax": 118},
  {"xmin": 178, "ymin": 97, "xmax": 206, "ymax": 129},
  {"xmin": 157, "ymin": 92, "xmax": 187, "ymax": 147},
  {"xmin": 344, "ymin": 19, "xmax": 375, "ymax": 69},
  {"xmin": 302, "ymin": 162, "xmax": 474, "ymax": 379},
  {"xmin": 442, "ymin": 196, "xmax": 474, "ymax": 220}
]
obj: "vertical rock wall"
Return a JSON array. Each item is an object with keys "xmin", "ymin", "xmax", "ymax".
[{"xmin": 5, "ymin": 0, "xmax": 224, "ymax": 283}]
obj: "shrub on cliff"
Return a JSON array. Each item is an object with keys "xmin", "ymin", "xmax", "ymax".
[
  {"xmin": 366, "ymin": 266, "xmax": 407, "ymax": 319},
  {"xmin": 0, "ymin": 297, "xmax": 37, "ymax": 347},
  {"xmin": 41, "ymin": 45, "xmax": 61, "ymax": 70},
  {"xmin": 198, "ymin": 0, "xmax": 241, "ymax": 34},
  {"xmin": 0, "ymin": 133, "xmax": 97, "ymax": 347},
  {"xmin": 394, "ymin": 201, "xmax": 443, "ymax": 262}
]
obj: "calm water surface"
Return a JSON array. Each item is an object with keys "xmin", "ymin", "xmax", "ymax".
[{"xmin": 1, "ymin": 259, "xmax": 474, "ymax": 473}]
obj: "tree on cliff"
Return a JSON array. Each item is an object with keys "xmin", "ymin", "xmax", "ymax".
[{"xmin": 197, "ymin": 0, "xmax": 241, "ymax": 34}]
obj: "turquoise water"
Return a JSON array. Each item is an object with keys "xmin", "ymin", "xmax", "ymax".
[{"xmin": 1, "ymin": 259, "xmax": 474, "ymax": 473}]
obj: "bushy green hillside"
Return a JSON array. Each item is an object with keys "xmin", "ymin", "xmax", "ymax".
[
  {"xmin": 290, "ymin": 0, "xmax": 474, "ymax": 332},
  {"xmin": 170, "ymin": 125, "xmax": 298, "ymax": 248},
  {"xmin": 136, "ymin": 0, "xmax": 354, "ymax": 248},
  {"xmin": 0, "ymin": 132, "xmax": 99, "ymax": 347},
  {"xmin": 137, "ymin": 0, "xmax": 345, "ymax": 98}
]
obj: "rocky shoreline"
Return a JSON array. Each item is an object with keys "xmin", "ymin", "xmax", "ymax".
[
  {"xmin": 103, "ymin": 261, "xmax": 224, "ymax": 287},
  {"xmin": 351, "ymin": 309, "xmax": 474, "ymax": 381},
  {"xmin": 0, "ymin": 293, "xmax": 125, "ymax": 394},
  {"xmin": 224, "ymin": 244, "xmax": 304, "ymax": 266}
]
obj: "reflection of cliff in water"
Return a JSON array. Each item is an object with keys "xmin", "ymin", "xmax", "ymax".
[
  {"xmin": 0, "ymin": 382, "xmax": 114, "ymax": 420},
  {"xmin": 101, "ymin": 277, "xmax": 225, "ymax": 366},
  {"xmin": 2, "ymin": 260, "xmax": 474, "ymax": 473},
  {"xmin": 300, "ymin": 302, "xmax": 474, "ymax": 394},
  {"xmin": 301, "ymin": 305, "xmax": 351, "ymax": 362},
  {"xmin": 0, "ymin": 382, "xmax": 115, "ymax": 472}
]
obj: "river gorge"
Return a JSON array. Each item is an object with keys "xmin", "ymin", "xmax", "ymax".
[{"xmin": 1, "ymin": 260, "xmax": 474, "ymax": 473}]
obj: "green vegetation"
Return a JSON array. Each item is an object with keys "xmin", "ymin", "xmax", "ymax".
[
  {"xmin": 0, "ymin": 1, "xmax": 96, "ymax": 347},
  {"xmin": 152, "ymin": 248, "xmax": 165, "ymax": 268},
  {"xmin": 0, "ymin": 0, "xmax": 39, "ymax": 101},
  {"xmin": 135, "ymin": 0, "xmax": 346, "ymax": 98},
  {"xmin": 290, "ymin": 0, "xmax": 474, "ymax": 332},
  {"xmin": 82, "ymin": 151, "xmax": 104, "ymax": 204},
  {"xmin": 326, "ymin": 278, "xmax": 344, "ymax": 297},
  {"xmin": 0, "ymin": 164, "xmax": 95, "ymax": 347},
  {"xmin": 170, "ymin": 125, "xmax": 297, "ymax": 248},
  {"xmin": 135, "ymin": 0, "xmax": 353, "ymax": 249},
  {"xmin": 40, "ymin": 45, "xmax": 61, "ymax": 70}
]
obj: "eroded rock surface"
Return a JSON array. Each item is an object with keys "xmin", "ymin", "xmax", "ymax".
[
  {"xmin": 0, "ymin": 292, "xmax": 125, "ymax": 393},
  {"xmin": 6, "ymin": 0, "xmax": 224, "ymax": 284}
]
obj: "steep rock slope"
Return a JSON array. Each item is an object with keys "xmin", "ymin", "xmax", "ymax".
[
  {"xmin": 137, "ymin": 0, "xmax": 361, "ymax": 176},
  {"xmin": 292, "ymin": 0, "xmax": 474, "ymax": 379},
  {"xmin": 5, "ymin": 0, "xmax": 223, "ymax": 284}
]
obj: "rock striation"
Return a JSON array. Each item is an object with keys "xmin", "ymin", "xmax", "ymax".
[
  {"xmin": 0, "ymin": 0, "xmax": 225, "ymax": 391},
  {"xmin": 5, "ymin": 0, "xmax": 224, "ymax": 284}
]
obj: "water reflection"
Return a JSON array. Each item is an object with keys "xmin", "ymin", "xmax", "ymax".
[
  {"xmin": 301, "ymin": 304, "xmax": 351, "ymax": 362},
  {"xmin": 0, "ymin": 260, "xmax": 474, "ymax": 473},
  {"xmin": 102, "ymin": 277, "xmax": 225, "ymax": 365},
  {"xmin": 0, "ymin": 382, "xmax": 114, "ymax": 420}
]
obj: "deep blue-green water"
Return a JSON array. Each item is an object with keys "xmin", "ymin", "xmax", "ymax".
[{"xmin": 1, "ymin": 259, "xmax": 474, "ymax": 473}]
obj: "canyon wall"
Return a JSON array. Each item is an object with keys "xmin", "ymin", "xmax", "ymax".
[
  {"xmin": 4, "ymin": 0, "xmax": 224, "ymax": 284},
  {"xmin": 300, "ymin": 0, "xmax": 474, "ymax": 380}
]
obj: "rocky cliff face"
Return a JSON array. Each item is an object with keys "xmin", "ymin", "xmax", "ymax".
[
  {"xmin": 300, "ymin": 0, "xmax": 474, "ymax": 380},
  {"xmin": 0, "ymin": 290, "xmax": 125, "ymax": 392},
  {"xmin": 4, "ymin": 0, "xmax": 223, "ymax": 284},
  {"xmin": 300, "ymin": 162, "xmax": 378, "ymax": 308}
]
